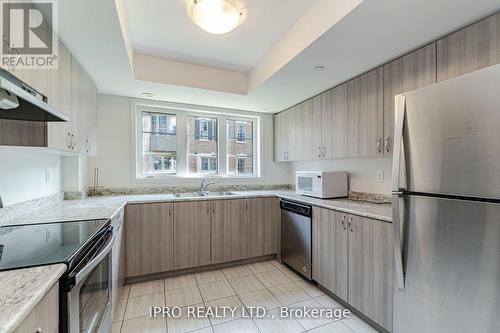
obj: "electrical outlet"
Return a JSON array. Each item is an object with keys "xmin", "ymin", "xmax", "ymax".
[
  {"xmin": 44, "ymin": 169, "xmax": 50, "ymax": 183},
  {"xmin": 376, "ymin": 171, "xmax": 384, "ymax": 183}
]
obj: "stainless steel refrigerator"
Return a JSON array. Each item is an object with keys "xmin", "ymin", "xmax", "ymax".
[{"xmin": 392, "ymin": 64, "xmax": 500, "ymax": 333}]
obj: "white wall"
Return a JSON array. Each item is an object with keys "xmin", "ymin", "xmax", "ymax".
[
  {"xmin": 87, "ymin": 94, "xmax": 290, "ymax": 188},
  {"xmin": 0, "ymin": 147, "xmax": 61, "ymax": 206},
  {"xmin": 290, "ymin": 157, "xmax": 393, "ymax": 194}
]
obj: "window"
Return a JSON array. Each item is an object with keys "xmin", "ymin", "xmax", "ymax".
[
  {"xmin": 135, "ymin": 103, "xmax": 258, "ymax": 179},
  {"xmin": 187, "ymin": 116, "xmax": 218, "ymax": 175},
  {"xmin": 236, "ymin": 122, "xmax": 246, "ymax": 142},
  {"xmin": 141, "ymin": 112, "xmax": 176, "ymax": 175},
  {"xmin": 226, "ymin": 119, "xmax": 253, "ymax": 175}
]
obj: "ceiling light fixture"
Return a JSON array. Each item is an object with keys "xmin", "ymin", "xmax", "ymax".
[
  {"xmin": 188, "ymin": 0, "xmax": 245, "ymax": 35},
  {"xmin": 141, "ymin": 92, "xmax": 156, "ymax": 99},
  {"xmin": 314, "ymin": 65, "xmax": 325, "ymax": 70}
]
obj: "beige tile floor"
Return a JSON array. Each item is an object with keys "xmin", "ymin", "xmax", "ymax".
[{"xmin": 112, "ymin": 260, "xmax": 380, "ymax": 333}]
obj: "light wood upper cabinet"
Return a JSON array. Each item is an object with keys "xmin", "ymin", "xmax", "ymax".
[
  {"xmin": 347, "ymin": 67, "xmax": 384, "ymax": 157},
  {"xmin": 125, "ymin": 203, "xmax": 173, "ymax": 277},
  {"xmin": 174, "ymin": 201, "xmax": 211, "ymax": 270},
  {"xmin": 383, "ymin": 43, "xmax": 436, "ymax": 155},
  {"xmin": 211, "ymin": 199, "xmax": 245, "ymax": 263},
  {"xmin": 321, "ymin": 84, "xmax": 347, "ymax": 159},
  {"xmin": 312, "ymin": 207, "xmax": 348, "ymax": 302},
  {"xmin": 274, "ymin": 111, "xmax": 289, "ymax": 162},
  {"xmin": 47, "ymin": 43, "xmax": 72, "ymax": 151},
  {"xmin": 437, "ymin": 12, "xmax": 500, "ymax": 82},
  {"xmin": 348, "ymin": 215, "xmax": 393, "ymax": 331},
  {"xmin": 243, "ymin": 197, "xmax": 280, "ymax": 257}
]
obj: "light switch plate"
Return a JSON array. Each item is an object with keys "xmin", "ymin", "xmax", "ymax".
[{"xmin": 376, "ymin": 171, "xmax": 384, "ymax": 183}]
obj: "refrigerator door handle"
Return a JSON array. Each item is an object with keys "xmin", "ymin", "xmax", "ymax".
[
  {"xmin": 392, "ymin": 95, "xmax": 406, "ymax": 193},
  {"xmin": 393, "ymin": 194, "xmax": 405, "ymax": 291}
]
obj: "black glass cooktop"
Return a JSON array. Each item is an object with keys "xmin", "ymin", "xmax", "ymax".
[{"xmin": 0, "ymin": 219, "xmax": 110, "ymax": 271}]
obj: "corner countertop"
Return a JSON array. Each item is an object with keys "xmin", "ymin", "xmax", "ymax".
[
  {"xmin": 0, "ymin": 190, "xmax": 390, "ymax": 332},
  {"xmin": 0, "ymin": 264, "xmax": 66, "ymax": 333},
  {"xmin": 3, "ymin": 190, "xmax": 391, "ymax": 226}
]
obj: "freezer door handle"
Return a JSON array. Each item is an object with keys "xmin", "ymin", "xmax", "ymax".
[
  {"xmin": 393, "ymin": 194, "xmax": 405, "ymax": 291},
  {"xmin": 392, "ymin": 95, "xmax": 406, "ymax": 193}
]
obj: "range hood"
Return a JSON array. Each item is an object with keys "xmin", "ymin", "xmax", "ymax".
[{"xmin": 0, "ymin": 68, "xmax": 69, "ymax": 122}]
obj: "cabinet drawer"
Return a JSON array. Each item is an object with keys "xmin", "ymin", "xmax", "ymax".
[{"xmin": 14, "ymin": 282, "xmax": 59, "ymax": 333}]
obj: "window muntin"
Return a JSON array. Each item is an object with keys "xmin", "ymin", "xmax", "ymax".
[
  {"xmin": 141, "ymin": 112, "xmax": 177, "ymax": 175},
  {"xmin": 226, "ymin": 119, "xmax": 253, "ymax": 175},
  {"xmin": 188, "ymin": 116, "xmax": 218, "ymax": 175}
]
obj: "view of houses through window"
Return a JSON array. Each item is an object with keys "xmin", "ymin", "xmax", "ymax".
[
  {"xmin": 187, "ymin": 116, "xmax": 218, "ymax": 174},
  {"xmin": 141, "ymin": 111, "xmax": 177, "ymax": 175},
  {"xmin": 138, "ymin": 107, "xmax": 256, "ymax": 178},
  {"xmin": 227, "ymin": 120, "xmax": 253, "ymax": 175}
]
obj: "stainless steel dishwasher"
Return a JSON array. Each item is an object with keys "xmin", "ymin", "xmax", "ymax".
[{"xmin": 280, "ymin": 199, "xmax": 312, "ymax": 280}]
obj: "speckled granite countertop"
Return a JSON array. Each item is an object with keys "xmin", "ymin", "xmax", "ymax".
[
  {"xmin": 3, "ymin": 190, "xmax": 391, "ymax": 225},
  {"xmin": 0, "ymin": 190, "xmax": 390, "ymax": 332},
  {"xmin": 0, "ymin": 264, "xmax": 66, "ymax": 333}
]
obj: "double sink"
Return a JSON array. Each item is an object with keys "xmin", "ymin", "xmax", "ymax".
[{"xmin": 172, "ymin": 191, "xmax": 236, "ymax": 198}]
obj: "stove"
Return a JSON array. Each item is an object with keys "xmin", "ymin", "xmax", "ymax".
[{"xmin": 0, "ymin": 219, "xmax": 110, "ymax": 272}]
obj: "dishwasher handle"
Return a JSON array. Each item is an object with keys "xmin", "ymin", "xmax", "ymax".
[{"xmin": 280, "ymin": 200, "xmax": 312, "ymax": 217}]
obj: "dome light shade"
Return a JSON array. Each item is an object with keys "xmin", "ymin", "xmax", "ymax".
[{"xmin": 188, "ymin": 0, "xmax": 244, "ymax": 35}]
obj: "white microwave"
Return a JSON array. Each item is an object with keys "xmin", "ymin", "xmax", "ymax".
[{"xmin": 295, "ymin": 171, "xmax": 348, "ymax": 199}]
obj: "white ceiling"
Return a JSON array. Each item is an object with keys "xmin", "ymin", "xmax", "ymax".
[
  {"xmin": 58, "ymin": 0, "xmax": 500, "ymax": 113},
  {"xmin": 122, "ymin": 0, "xmax": 317, "ymax": 72}
]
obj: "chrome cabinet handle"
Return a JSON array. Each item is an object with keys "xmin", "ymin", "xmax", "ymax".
[
  {"xmin": 322, "ymin": 146, "xmax": 326, "ymax": 158},
  {"xmin": 35, "ymin": 326, "xmax": 42, "ymax": 333},
  {"xmin": 212, "ymin": 203, "xmax": 215, "ymax": 214},
  {"xmin": 206, "ymin": 203, "xmax": 209, "ymax": 214},
  {"xmin": 376, "ymin": 138, "xmax": 383, "ymax": 154},
  {"xmin": 169, "ymin": 205, "xmax": 172, "ymax": 216},
  {"xmin": 385, "ymin": 137, "xmax": 391, "ymax": 153},
  {"xmin": 70, "ymin": 134, "xmax": 76, "ymax": 150},
  {"xmin": 318, "ymin": 146, "xmax": 322, "ymax": 158},
  {"xmin": 341, "ymin": 214, "xmax": 347, "ymax": 230},
  {"xmin": 348, "ymin": 216, "xmax": 354, "ymax": 232},
  {"xmin": 85, "ymin": 139, "xmax": 89, "ymax": 153}
]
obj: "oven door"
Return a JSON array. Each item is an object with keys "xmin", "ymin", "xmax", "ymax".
[{"xmin": 65, "ymin": 229, "xmax": 114, "ymax": 333}]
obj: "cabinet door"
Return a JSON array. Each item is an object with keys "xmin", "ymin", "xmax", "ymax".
[
  {"xmin": 286, "ymin": 104, "xmax": 300, "ymax": 161},
  {"xmin": 299, "ymin": 96, "xmax": 322, "ymax": 161},
  {"xmin": 151, "ymin": 203, "xmax": 174, "ymax": 273},
  {"xmin": 174, "ymin": 201, "xmax": 211, "ymax": 269},
  {"xmin": 383, "ymin": 43, "xmax": 436, "ymax": 155},
  {"xmin": 348, "ymin": 215, "xmax": 393, "ymax": 331},
  {"xmin": 347, "ymin": 68, "xmax": 384, "ymax": 157},
  {"xmin": 125, "ymin": 203, "xmax": 173, "ymax": 277},
  {"xmin": 125, "ymin": 204, "xmax": 152, "ymax": 277},
  {"xmin": 47, "ymin": 43, "xmax": 72, "ymax": 151},
  {"xmin": 274, "ymin": 111, "xmax": 289, "ymax": 162},
  {"xmin": 244, "ymin": 197, "xmax": 280, "ymax": 257},
  {"xmin": 437, "ymin": 13, "xmax": 500, "ymax": 82},
  {"xmin": 312, "ymin": 207, "xmax": 348, "ymax": 301},
  {"xmin": 321, "ymin": 84, "xmax": 347, "ymax": 159},
  {"xmin": 70, "ymin": 56, "xmax": 83, "ymax": 153},
  {"xmin": 211, "ymin": 199, "xmax": 244, "ymax": 263},
  {"xmin": 274, "ymin": 112, "xmax": 284, "ymax": 161}
]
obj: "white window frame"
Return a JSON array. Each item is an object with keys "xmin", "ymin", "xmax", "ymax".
[{"xmin": 132, "ymin": 99, "xmax": 261, "ymax": 181}]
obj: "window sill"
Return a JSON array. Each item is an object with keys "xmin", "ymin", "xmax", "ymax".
[{"xmin": 134, "ymin": 174, "xmax": 261, "ymax": 183}]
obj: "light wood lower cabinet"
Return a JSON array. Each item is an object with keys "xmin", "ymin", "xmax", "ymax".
[
  {"xmin": 348, "ymin": 214, "xmax": 393, "ymax": 331},
  {"xmin": 14, "ymin": 282, "xmax": 59, "ymax": 333},
  {"xmin": 211, "ymin": 199, "xmax": 245, "ymax": 263},
  {"xmin": 125, "ymin": 203, "xmax": 173, "ymax": 277},
  {"xmin": 312, "ymin": 207, "xmax": 348, "ymax": 302},
  {"xmin": 173, "ymin": 201, "xmax": 211, "ymax": 270},
  {"xmin": 312, "ymin": 207, "xmax": 393, "ymax": 332},
  {"xmin": 244, "ymin": 197, "xmax": 280, "ymax": 257}
]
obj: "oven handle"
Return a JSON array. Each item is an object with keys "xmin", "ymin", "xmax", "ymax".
[{"xmin": 74, "ymin": 230, "xmax": 115, "ymax": 285}]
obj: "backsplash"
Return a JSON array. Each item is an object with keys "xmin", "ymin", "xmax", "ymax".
[{"xmin": 86, "ymin": 184, "xmax": 293, "ymax": 197}]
